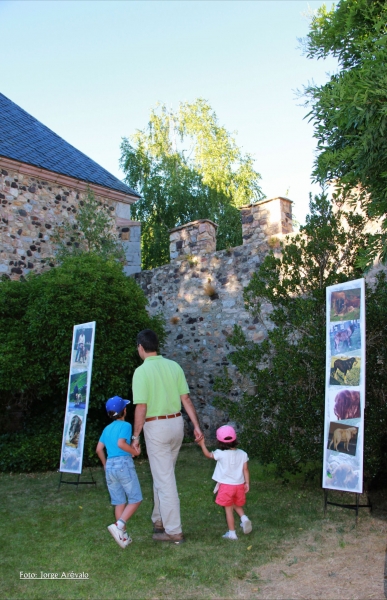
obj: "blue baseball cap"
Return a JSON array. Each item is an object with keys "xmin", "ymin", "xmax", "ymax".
[{"xmin": 106, "ymin": 396, "xmax": 130, "ymax": 415}]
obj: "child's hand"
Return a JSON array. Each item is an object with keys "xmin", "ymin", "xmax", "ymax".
[
  {"xmin": 132, "ymin": 440, "xmax": 141, "ymax": 453},
  {"xmin": 194, "ymin": 427, "xmax": 204, "ymax": 442},
  {"xmin": 244, "ymin": 483, "xmax": 250, "ymax": 493},
  {"xmin": 132, "ymin": 444, "xmax": 141, "ymax": 457},
  {"xmin": 196, "ymin": 436, "xmax": 205, "ymax": 446}
]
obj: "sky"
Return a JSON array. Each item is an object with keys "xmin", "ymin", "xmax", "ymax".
[{"xmin": 0, "ymin": 0, "xmax": 337, "ymax": 224}]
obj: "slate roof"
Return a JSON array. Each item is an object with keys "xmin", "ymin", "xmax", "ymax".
[{"xmin": 0, "ymin": 93, "xmax": 140, "ymax": 198}]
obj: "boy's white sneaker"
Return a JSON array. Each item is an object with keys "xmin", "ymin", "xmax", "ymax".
[
  {"xmin": 121, "ymin": 530, "xmax": 132, "ymax": 546},
  {"xmin": 240, "ymin": 518, "xmax": 252, "ymax": 534},
  {"xmin": 222, "ymin": 531, "xmax": 238, "ymax": 540},
  {"xmin": 108, "ymin": 523, "xmax": 132, "ymax": 548}
]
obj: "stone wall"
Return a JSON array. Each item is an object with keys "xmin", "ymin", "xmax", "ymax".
[
  {"xmin": 240, "ymin": 197, "xmax": 293, "ymax": 245},
  {"xmin": 0, "ymin": 163, "xmax": 141, "ymax": 279},
  {"xmin": 135, "ymin": 197, "xmax": 295, "ymax": 437},
  {"xmin": 135, "ymin": 238, "xmax": 281, "ymax": 438},
  {"xmin": 169, "ymin": 219, "xmax": 217, "ymax": 261}
]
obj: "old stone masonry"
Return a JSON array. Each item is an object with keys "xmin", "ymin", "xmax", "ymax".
[
  {"xmin": 136, "ymin": 197, "xmax": 293, "ymax": 438},
  {"xmin": 0, "ymin": 167, "xmax": 141, "ymax": 278},
  {"xmin": 0, "ymin": 92, "xmax": 141, "ymax": 279}
]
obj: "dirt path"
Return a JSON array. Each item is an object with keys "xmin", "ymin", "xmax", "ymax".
[{"xmin": 232, "ymin": 514, "xmax": 387, "ymax": 599}]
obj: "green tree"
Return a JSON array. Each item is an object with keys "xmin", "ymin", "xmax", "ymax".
[
  {"xmin": 304, "ymin": 0, "xmax": 387, "ymax": 268},
  {"xmin": 0, "ymin": 253, "xmax": 164, "ymax": 470},
  {"xmin": 52, "ymin": 188, "xmax": 124, "ymax": 262},
  {"xmin": 120, "ymin": 99, "xmax": 264, "ymax": 269},
  {"xmin": 215, "ymin": 194, "xmax": 372, "ymax": 477}
]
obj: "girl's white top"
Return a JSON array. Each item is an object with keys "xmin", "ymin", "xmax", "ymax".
[{"xmin": 212, "ymin": 449, "xmax": 249, "ymax": 485}]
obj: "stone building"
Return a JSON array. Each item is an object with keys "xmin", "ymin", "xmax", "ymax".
[
  {"xmin": 0, "ymin": 93, "xmax": 141, "ymax": 279},
  {"xmin": 135, "ymin": 197, "xmax": 293, "ymax": 437}
]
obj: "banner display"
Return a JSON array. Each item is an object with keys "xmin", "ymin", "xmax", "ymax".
[
  {"xmin": 322, "ymin": 279, "xmax": 365, "ymax": 493},
  {"xmin": 59, "ymin": 321, "xmax": 96, "ymax": 474}
]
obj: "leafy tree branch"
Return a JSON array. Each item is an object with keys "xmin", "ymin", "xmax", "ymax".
[
  {"xmin": 52, "ymin": 188, "xmax": 124, "ymax": 263},
  {"xmin": 120, "ymin": 99, "xmax": 264, "ymax": 269},
  {"xmin": 303, "ymin": 0, "xmax": 387, "ymax": 268}
]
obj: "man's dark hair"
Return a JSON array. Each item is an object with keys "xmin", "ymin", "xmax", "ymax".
[{"xmin": 137, "ymin": 329, "xmax": 159, "ymax": 352}]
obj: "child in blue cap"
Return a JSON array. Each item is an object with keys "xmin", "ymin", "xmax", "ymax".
[{"xmin": 96, "ymin": 396, "xmax": 142, "ymax": 548}]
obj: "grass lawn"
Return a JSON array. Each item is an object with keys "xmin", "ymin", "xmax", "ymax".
[{"xmin": 1, "ymin": 444, "xmax": 366, "ymax": 599}]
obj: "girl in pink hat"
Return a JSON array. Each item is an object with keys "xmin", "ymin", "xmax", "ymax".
[{"xmin": 197, "ymin": 425, "xmax": 252, "ymax": 540}]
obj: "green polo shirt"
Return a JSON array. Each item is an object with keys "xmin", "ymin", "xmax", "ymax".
[{"xmin": 132, "ymin": 355, "xmax": 189, "ymax": 417}]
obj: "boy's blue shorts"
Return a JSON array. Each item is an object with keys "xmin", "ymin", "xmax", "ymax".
[{"xmin": 105, "ymin": 456, "xmax": 143, "ymax": 506}]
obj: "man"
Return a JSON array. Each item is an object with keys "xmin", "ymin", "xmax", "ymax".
[
  {"xmin": 75, "ymin": 329, "xmax": 85, "ymax": 363},
  {"xmin": 132, "ymin": 329, "xmax": 203, "ymax": 544}
]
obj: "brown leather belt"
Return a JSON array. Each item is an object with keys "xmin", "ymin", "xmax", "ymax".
[{"xmin": 145, "ymin": 412, "xmax": 182, "ymax": 422}]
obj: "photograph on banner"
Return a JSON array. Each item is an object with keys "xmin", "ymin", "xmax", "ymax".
[
  {"xmin": 329, "ymin": 320, "xmax": 361, "ymax": 356},
  {"xmin": 330, "ymin": 288, "xmax": 361, "ymax": 322},
  {"xmin": 71, "ymin": 326, "xmax": 94, "ymax": 369},
  {"xmin": 68, "ymin": 371, "xmax": 88, "ymax": 410},
  {"xmin": 60, "ymin": 409, "xmax": 85, "ymax": 473},
  {"xmin": 324, "ymin": 452, "xmax": 361, "ymax": 492},
  {"xmin": 329, "ymin": 355, "xmax": 361, "ymax": 386},
  {"xmin": 328, "ymin": 388, "xmax": 361, "ymax": 422},
  {"xmin": 60, "ymin": 321, "xmax": 96, "ymax": 474},
  {"xmin": 64, "ymin": 410, "xmax": 84, "ymax": 449},
  {"xmin": 327, "ymin": 422, "xmax": 359, "ymax": 455}
]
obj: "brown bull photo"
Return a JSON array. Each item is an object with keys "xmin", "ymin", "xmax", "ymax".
[
  {"xmin": 334, "ymin": 390, "xmax": 360, "ymax": 420},
  {"xmin": 330, "ymin": 288, "xmax": 361, "ymax": 321}
]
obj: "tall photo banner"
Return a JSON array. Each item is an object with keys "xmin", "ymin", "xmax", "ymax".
[
  {"xmin": 323, "ymin": 279, "xmax": 365, "ymax": 493},
  {"xmin": 59, "ymin": 321, "xmax": 96, "ymax": 474}
]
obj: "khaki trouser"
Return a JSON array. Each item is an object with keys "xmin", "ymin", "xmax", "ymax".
[{"xmin": 144, "ymin": 415, "xmax": 184, "ymax": 535}]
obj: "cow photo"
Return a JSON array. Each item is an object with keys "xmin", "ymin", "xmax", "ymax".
[
  {"xmin": 329, "ymin": 320, "xmax": 361, "ymax": 357},
  {"xmin": 330, "ymin": 288, "xmax": 361, "ymax": 322},
  {"xmin": 60, "ymin": 448, "xmax": 81, "ymax": 473},
  {"xmin": 330, "ymin": 355, "xmax": 360, "ymax": 386},
  {"xmin": 327, "ymin": 422, "xmax": 358, "ymax": 456},
  {"xmin": 65, "ymin": 413, "xmax": 83, "ymax": 449},
  {"xmin": 332, "ymin": 390, "xmax": 361, "ymax": 421},
  {"xmin": 325, "ymin": 453, "xmax": 360, "ymax": 492}
]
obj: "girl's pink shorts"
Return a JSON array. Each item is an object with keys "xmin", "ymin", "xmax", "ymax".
[{"xmin": 215, "ymin": 483, "xmax": 246, "ymax": 507}]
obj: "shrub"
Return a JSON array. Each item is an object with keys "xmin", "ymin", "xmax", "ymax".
[
  {"xmin": 0, "ymin": 253, "xmax": 164, "ymax": 470},
  {"xmin": 362, "ymin": 274, "xmax": 387, "ymax": 484},
  {"xmin": 0, "ymin": 419, "xmax": 101, "ymax": 473},
  {"xmin": 203, "ymin": 282, "xmax": 217, "ymax": 297}
]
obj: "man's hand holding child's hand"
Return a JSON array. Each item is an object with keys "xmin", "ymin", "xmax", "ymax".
[{"xmin": 132, "ymin": 444, "xmax": 141, "ymax": 457}]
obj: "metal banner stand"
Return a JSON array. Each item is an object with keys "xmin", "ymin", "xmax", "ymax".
[
  {"xmin": 324, "ymin": 490, "xmax": 372, "ymax": 523},
  {"xmin": 58, "ymin": 468, "xmax": 97, "ymax": 491}
]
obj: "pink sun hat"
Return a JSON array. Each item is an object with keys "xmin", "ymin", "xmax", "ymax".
[{"xmin": 216, "ymin": 425, "xmax": 236, "ymax": 443}]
